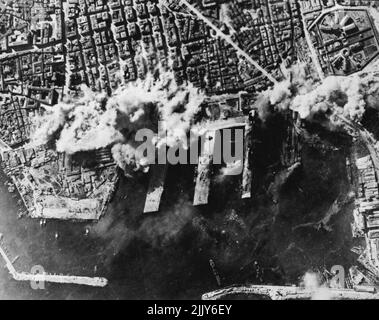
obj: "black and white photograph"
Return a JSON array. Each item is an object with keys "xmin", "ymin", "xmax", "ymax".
[{"xmin": 0, "ymin": 0, "xmax": 378, "ymax": 305}]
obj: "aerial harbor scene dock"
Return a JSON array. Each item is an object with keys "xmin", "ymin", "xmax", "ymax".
[{"xmin": 1, "ymin": 0, "xmax": 379, "ymax": 300}]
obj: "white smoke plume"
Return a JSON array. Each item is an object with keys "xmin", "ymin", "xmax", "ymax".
[
  {"xmin": 301, "ymin": 272, "xmax": 334, "ymax": 300},
  {"xmin": 257, "ymin": 61, "xmax": 379, "ymax": 125},
  {"xmin": 30, "ymin": 71, "xmax": 205, "ymax": 171}
]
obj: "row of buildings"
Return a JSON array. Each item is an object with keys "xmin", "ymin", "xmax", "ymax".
[{"xmin": 351, "ymin": 147, "xmax": 379, "ymax": 283}]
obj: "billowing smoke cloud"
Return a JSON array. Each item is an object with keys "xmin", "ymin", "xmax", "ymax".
[
  {"xmin": 30, "ymin": 71, "xmax": 205, "ymax": 172},
  {"xmin": 301, "ymin": 272, "xmax": 333, "ymax": 300},
  {"xmin": 255, "ymin": 62, "xmax": 315, "ymax": 119},
  {"xmin": 257, "ymin": 61, "xmax": 379, "ymax": 125},
  {"xmin": 111, "ymin": 143, "xmax": 149, "ymax": 173}
]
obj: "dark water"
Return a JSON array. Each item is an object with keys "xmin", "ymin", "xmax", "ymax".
[{"xmin": 0, "ymin": 118, "xmax": 359, "ymax": 299}]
